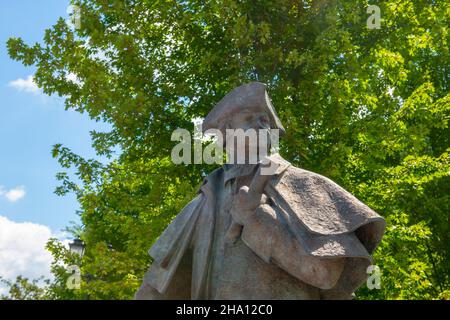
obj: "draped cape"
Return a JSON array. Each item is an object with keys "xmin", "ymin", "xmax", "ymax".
[{"xmin": 144, "ymin": 155, "xmax": 385, "ymax": 299}]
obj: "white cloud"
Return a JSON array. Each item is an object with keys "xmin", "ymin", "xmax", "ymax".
[
  {"xmin": 0, "ymin": 216, "xmax": 58, "ymax": 295},
  {"xmin": 8, "ymin": 75, "xmax": 40, "ymax": 94},
  {"xmin": 0, "ymin": 186, "xmax": 26, "ymax": 203},
  {"xmin": 65, "ymin": 72, "xmax": 82, "ymax": 86}
]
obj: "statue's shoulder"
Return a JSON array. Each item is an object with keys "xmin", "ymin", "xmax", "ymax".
[
  {"xmin": 270, "ymin": 159, "xmax": 385, "ymax": 237},
  {"xmin": 274, "ymin": 162, "xmax": 354, "ymax": 206},
  {"xmin": 275, "ymin": 160, "xmax": 338, "ymax": 190},
  {"xmin": 263, "ymin": 154, "xmax": 321, "ymax": 187}
]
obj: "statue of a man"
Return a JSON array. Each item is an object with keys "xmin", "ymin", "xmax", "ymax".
[{"xmin": 135, "ymin": 82, "xmax": 385, "ymax": 300}]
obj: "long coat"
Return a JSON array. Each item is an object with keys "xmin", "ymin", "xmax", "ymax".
[{"xmin": 135, "ymin": 154, "xmax": 385, "ymax": 299}]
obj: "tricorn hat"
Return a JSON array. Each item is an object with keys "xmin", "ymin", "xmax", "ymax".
[{"xmin": 202, "ymin": 82, "xmax": 285, "ymax": 135}]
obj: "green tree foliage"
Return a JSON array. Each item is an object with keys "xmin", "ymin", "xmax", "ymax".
[
  {"xmin": 0, "ymin": 276, "xmax": 51, "ymax": 300},
  {"xmin": 6, "ymin": 0, "xmax": 449, "ymax": 299}
]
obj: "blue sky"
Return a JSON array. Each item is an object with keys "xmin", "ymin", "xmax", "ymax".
[
  {"xmin": 0, "ymin": 1, "xmax": 115, "ymax": 286},
  {"xmin": 0, "ymin": 1, "xmax": 109, "ymax": 234}
]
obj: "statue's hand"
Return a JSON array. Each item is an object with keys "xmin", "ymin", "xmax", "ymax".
[
  {"xmin": 226, "ymin": 164, "xmax": 276, "ymax": 243},
  {"xmin": 230, "ymin": 185, "xmax": 268, "ymax": 225}
]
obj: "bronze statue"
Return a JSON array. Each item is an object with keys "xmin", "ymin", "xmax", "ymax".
[{"xmin": 135, "ymin": 82, "xmax": 385, "ymax": 300}]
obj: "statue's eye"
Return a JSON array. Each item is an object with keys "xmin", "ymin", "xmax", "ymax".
[{"xmin": 259, "ymin": 116, "xmax": 269, "ymax": 125}]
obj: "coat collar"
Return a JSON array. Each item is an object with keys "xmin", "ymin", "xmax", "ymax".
[
  {"xmin": 222, "ymin": 153, "xmax": 291, "ymax": 185},
  {"xmin": 223, "ymin": 163, "xmax": 257, "ymax": 184}
]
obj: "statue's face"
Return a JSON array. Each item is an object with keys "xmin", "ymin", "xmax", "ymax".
[
  {"xmin": 223, "ymin": 110, "xmax": 271, "ymax": 164},
  {"xmin": 227, "ymin": 110, "xmax": 270, "ymax": 132}
]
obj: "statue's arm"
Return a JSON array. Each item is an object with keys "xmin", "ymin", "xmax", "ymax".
[{"xmin": 239, "ymin": 204, "xmax": 345, "ymax": 290}]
